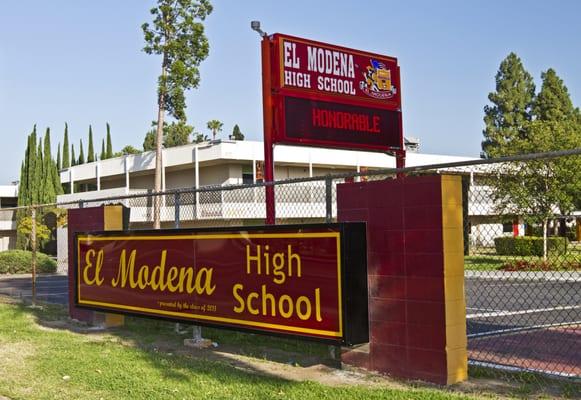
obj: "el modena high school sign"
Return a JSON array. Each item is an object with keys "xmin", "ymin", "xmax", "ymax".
[
  {"xmin": 75, "ymin": 224, "xmax": 369, "ymax": 345},
  {"xmin": 269, "ymin": 34, "xmax": 403, "ymax": 152}
]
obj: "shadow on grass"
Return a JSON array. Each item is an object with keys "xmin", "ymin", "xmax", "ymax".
[
  {"xmin": 4, "ymin": 296, "xmax": 580, "ymax": 399},
  {"xmin": 10, "ymin": 298, "xmax": 339, "ymax": 386}
]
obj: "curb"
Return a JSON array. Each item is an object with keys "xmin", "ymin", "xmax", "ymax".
[{"xmin": 465, "ymin": 270, "xmax": 581, "ymax": 282}]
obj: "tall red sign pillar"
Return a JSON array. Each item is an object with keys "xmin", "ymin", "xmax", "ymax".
[
  {"xmin": 337, "ymin": 175, "xmax": 467, "ymax": 385},
  {"xmin": 67, "ymin": 205, "xmax": 129, "ymax": 326},
  {"xmin": 261, "ymin": 36, "xmax": 276, "ymax": 225}
]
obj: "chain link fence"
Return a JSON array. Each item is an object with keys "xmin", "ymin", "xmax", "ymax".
[{"xmin": 0, "ymin": 149, "xmax": 579, "ymax": 383}]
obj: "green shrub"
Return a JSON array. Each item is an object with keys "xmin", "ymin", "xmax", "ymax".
[
  {"xmin": 494, "ymin": 236, "xmax": 568, "ymax": 256},
  {"xmin": 500, "ymin": 260, "xmax": 581, "ymax": 271},
  {"xmin": 0, "ymin": 250, "xmax": 57, "ymax": 274}
]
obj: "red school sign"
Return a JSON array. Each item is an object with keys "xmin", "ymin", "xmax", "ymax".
[
  {"xmin": 75, "ymin": 223, "xmax": 368, "ymax": 345},
  {"xmin": 268, "ymin": 33, "xmax": 403, "ymax": 152}
]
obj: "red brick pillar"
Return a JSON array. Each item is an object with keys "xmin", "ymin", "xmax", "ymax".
[
  {"xmin": 337, "ymin": 175, "xmax": 467, "ymax": 385},
  {"xmin": 68, "ymin": 205, "xmax": 128, "ymax": 326}
]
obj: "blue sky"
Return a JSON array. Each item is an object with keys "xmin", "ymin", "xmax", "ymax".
[{"xmin": 0, "ymin": 0, "xmax": 579, "ymax": 184}]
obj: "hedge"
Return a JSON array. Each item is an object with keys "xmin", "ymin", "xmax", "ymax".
[
  {"xmin": 0, "ymin": 250, "xmax": 57, "ymax": 274},
  {"xmin": 494, "ymin": 236, "xmax": 568, "ymax": 257}
]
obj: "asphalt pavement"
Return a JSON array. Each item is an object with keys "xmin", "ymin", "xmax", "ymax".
[
  {"xmin": 1, "ymin": 273, "xmax": 579, "ymax": 337},
  {"xmin": 0, "ymin": 274, "xmax": 69, "ymax": 305}
]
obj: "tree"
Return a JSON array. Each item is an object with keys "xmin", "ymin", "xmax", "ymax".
[
  {"xmin": 42, "ymin": 129, "xmax": 55, "ymax": 204},
  {"xmin": 17, "ymin": 126, "xmax": 63, "ymax": 249},
  {"xmin": 56, "ymin": 143, "xmax": 61, "ymax": 171},
  {"xmin": 78, "ymin": 140, "xmax": 85, "ymax": 165},
  {"xmin": 206, "ymin": 119, "xmax": 223, "ymax": 140},
  {"xmin": 230, "ymin": 124, "xmax": 244, "ymax": 140},
  {"xmin": 26, "ymin": 127, "xmax": 37, "ymax": 205},
  {"xmin": 194, "ymin": 133, "xmax": 209, "ymax": 143},
  {"xmin": 17, "ymin": 214, "xmax": 51, "ymax": 251},
  {"xmin": 144, "ymin": 120, "xmax": 194, "ymax": 151},
  {"xmin": 533, "ymin": 68, "xmax": 577, "ymax": 122},
  {"xmin": 142, "ymin": 0, "xmax": 213, "ymax": 229},
  {"xmin": 34, "ymin": 138, "xmax": 43, "ymax": 204},
  {"xmin": 71, "ymin": 144, "xmax": 76, "ymax": 167},
  {"xmin": 165, "ymin": 121, "xmax": 193, "ymax": 147},
  {"xmin": 62, "ymin": 123, "xmax": 70, "ymax": 169},
  {"xmin": 18, "ymin": 161, "xmax": 26, "ymax": 209},
  {"xmin": 114, "ymin": 145, "xmax": 142, "ymax": 157},
  {"xmin": 16, "ymin": 129, "xmax": 36, "ymax": 249},
  {"xmin": 143, "ymin": 130, "xmax": 156, "ymax": 151},
  {"xmin": 533, "ymin": 68, "xmax": 581, "ymax": 223},
  {"xmin": 87, "ymin": 125, "xmax": 95, "ymax": 163},
  {"xmin": 106, "ymin": 123, "xmax": 114, "ymax": 159},
  {"xmin": 100, "ymin": 139, "xmax": 106, "ymax": 160},
  {"xmin": 491, "ymin": 120, "xmax": 580, "ymax": 260},
  {"xmin": 481, "ymin": 53, "xmax": 535, "ymax": 158}
]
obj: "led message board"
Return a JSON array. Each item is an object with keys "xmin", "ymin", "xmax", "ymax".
[
  {"xmin": 75, "ymin": 223, "xmax": 368, "ymax": 345},
  {"xmin": 269, "ymin": 33, "xmax": 403, "ymax": 152}
]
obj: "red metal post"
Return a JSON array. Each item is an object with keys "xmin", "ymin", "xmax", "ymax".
[
  {"xmin": 261, "ymin": 35, "xmax": 275, "ymax": 224},
  {"xmin": 396, "ymin": 150, "xmax": 406, "ymax": 179}
]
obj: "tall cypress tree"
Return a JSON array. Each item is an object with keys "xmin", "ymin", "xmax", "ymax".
[
  {"xmin": 71, "ymin": 144, "xmax": 76, "ymax": 167},
  {"xmin": 106, "ymin": 123, "xmax": 113, "ymax": 159},
  {"xmin": 62, "ymin": 123, "xmax": 70, "ymax": 169},
  {"xmin": 53, "ymin": 149, "xmax": 63, "ymax": 197},
  {"xmin": 56, "ymin": 143, "xmax": 61, "ymax": 171},
  {"xmin": 62, "ymin": 124, "xmax": 70, "ymax": 168},
  {"xmin": 78, "ymin": 139, "xmax": 85, "ymax": 165},
  {"xmin": 19, "ymin": 135, "xmax": 30, "ymax": 206},
  {"xmin": 42, "ymin": 129, "xmax": 56, "ymax": 204},
  {"xmin": 482, "ymin": 52, "xmax": 535, "ymax": 158},
  {"xmin": 87, "ymin": 125, "xmax": 95, "ymax": 163},
  {"xmin": 100, "ymin": 139, "xmax": 106, "ymax": 160},
  {"xmin": 33, "ymin": 138, "xmax": 43, "ymax": 204},
  {"xmin": 17, "ymin": 161, "xmax": 26, "ymax": 207},
  {"xmin": 25, "ymin": 126, "xmax": 37, "ymax": 205},
  {"xmin": 16, "ymin": 160, "xmax": 28, "ymax": 249}
]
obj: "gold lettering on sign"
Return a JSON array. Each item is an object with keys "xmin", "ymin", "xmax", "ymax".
[
  {"xmin": 246, "ymin": 244, "xmax": 302, "ymax": 284},
  {"xmin": 82, "ymin": 249, "xmax": 104, "ymax": 286},
  {"xmin": 110, "ymin": 249, "xmax": 215, "ymax": 295}
]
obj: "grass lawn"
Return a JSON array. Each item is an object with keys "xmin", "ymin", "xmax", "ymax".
[
  {"xmin": 0, "ymin": 298, "xmax": 481, "ymax": 400},
  {"xmin": 465, "ymin": 243, "xmax": 581, "ymax": 271}
]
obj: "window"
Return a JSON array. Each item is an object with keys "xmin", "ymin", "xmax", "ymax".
[
  {"xmin": 242, "ymin": 165, "xmax": 254, "ymax": 184},
  {"xmin": 242, "ymin": 173, "xmax": 254, "ymax": 185},
  {"xmin": 502, "ymin": 222, "xmax": 513, "ymax": 233}
]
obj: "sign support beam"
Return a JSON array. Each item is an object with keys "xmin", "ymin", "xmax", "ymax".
[{"xmin": 261, "ymin": 35, "xmax": 275, "ymax": 225}]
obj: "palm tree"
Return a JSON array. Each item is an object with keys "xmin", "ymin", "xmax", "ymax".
[{"xmin": 206, "ymin": 120, "xmax": 223, "ymax": 140}]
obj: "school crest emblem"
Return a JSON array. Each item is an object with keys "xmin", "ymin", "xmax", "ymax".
[{"xmin": 360, "ymin": 59, "xmax": 397, "ymax": 100}]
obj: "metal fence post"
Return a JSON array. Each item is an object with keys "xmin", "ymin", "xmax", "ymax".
[
  {"xmin": 325, "ymin": 175, "xmax": 333, "ymax": 223},
  {"xmin": 174, "ymin": 192, "xmax": 180, "ymax": 229},
  {"xmin": 31, "ymin": 206, "xmax": 37, "ymax": 305}
]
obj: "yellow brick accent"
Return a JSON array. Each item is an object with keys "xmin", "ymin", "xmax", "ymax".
[
  {"xmin": 445, "ymin": 299, "xmax": 466, "ymax": 327},
  {"xmin": 102, "ymin": 205, "xmax": 125, "ymax": 327},
  {"xmin": 104, "ymin": 205, "xmax": 124, "ymax": 231},
  {"xmin": 443, "ymin": 252, "xmax": 464, "ymax": 278},
  {"xmin": 440, "ymin": 175, "xmax": 467, "ymax": 384}
]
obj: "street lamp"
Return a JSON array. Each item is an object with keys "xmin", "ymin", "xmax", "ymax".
[{"xmin": 250, "ymin": 20, "xmax": 266, "ymax": 37}]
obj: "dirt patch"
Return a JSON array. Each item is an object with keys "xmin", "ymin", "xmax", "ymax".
[{"xmin": 0, "ymin": 342, "xmax": 35, "ymax": 374}]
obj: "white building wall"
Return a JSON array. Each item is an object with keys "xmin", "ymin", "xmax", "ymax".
[
  {"xmin": 100, "ymin": 176, "xmax": 126, "ymax": 190},
  {"xmin": 130, "ymin": 174, "xmax": 155, "ymax": 190},
  {"xmin": 200, "ymin": 165, "xmax": 230, "ymax": 187},
  {"xmin": 166, "ymin": 168, "xmax": 196, "ymax": 189}
]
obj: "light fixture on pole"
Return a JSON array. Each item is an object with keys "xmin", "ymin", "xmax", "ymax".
[
  {"xmin": 250, "ymin": 20, "xmax": 267, "ymax": 37},
  {"xmin": 251, "ymin": 20, "xmax": 275, "ymax": 224}
]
